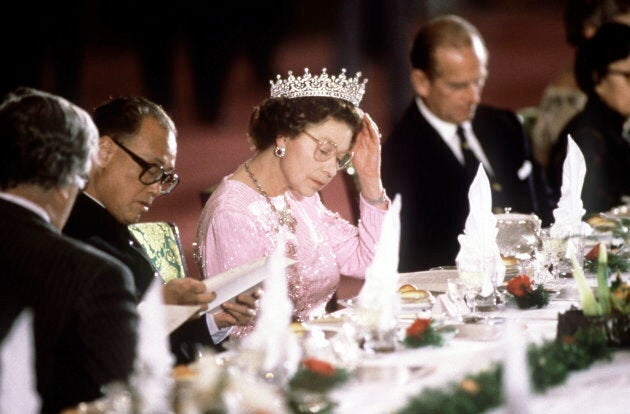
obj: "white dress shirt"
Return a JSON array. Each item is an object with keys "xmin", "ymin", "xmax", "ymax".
[{"xmin": 415, "ymin": 97, "xmax": 495, "ymax": 176}]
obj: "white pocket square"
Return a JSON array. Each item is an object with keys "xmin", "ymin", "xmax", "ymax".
[{"xmin": 517, "ymin": 160, "xmax": 532, "ymax": 180}]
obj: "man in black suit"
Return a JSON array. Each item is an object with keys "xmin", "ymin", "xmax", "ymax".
[
  {"xmin": 63, "ymin": 97, "xmax": 257, "ymax": 363},
  {"xmin": 382, "ymin": 15, "xmax": 550, "ymax": 272},
  {"xmin": 0, "ymin": 88, "xmax": 138, "ymax": 413}
]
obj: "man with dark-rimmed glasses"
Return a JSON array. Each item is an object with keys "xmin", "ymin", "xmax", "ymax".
[{"xmin": 63, "ymin": 96, "xmax": 257, "ymax": 363}]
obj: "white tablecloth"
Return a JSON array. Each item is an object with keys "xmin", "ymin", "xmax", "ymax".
[
  {"xmin": 489, "ymin": 351, "xmax": 630, "ymax": 414},
  {"xmin": 326, "ymin": 292, "xmax": 630, "ymax": 414}
]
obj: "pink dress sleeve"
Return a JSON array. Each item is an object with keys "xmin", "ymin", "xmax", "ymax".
[{"xmin": 316, "ymin": 194, "xmax": 388, "ymax": 278}]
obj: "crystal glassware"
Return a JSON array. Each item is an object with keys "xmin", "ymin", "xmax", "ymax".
[
  {"xmin": 351, "ymin": 306, "xmax": 398, "ymax": 353},
  {"xmin": 456, "ymin": 259, "xmax": 486, "ymax": 323},
  {"xmin": 540, "ymin": 228, "xmax": 585, "ymax": 285},
  {"xmin": 539, "ymin": 228, "xmax": 565, "ymax": 283}
]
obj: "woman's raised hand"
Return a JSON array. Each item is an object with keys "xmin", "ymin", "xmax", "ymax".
[{"xmin": 352, "ymin": 113, "xmax": 387, "ymax": 207}]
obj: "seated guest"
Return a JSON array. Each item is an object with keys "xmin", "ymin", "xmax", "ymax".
[
  {"xmin": 381, "ymin": 15, "xmax": 551, "ymax": 272},
  {"xmin": 0, "ymin": 87, "xmax": 138, "ymax": 413},
  {"xmin": 530, "ymin": 0, "xmax": 630, "ymax": 168},
  {"xmin": 548, "ymin": 23, "xmax": 630, "ymax": 214},
  {"xmin": 63, "ymin": 97, "xmax": 256, "ymax": 362},
  {"xmin": 196, "ymin": 68, "xmax": 388, "ymax": 335}
]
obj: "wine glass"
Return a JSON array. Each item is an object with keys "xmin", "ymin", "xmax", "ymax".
[
  {"xmin": 351, "ymin": 302, "xmax": 398, "ymax": 354},
  {"xmin": 539, "ymin": 228, "xmax": 584, "ymax": 286},
  {"xmin": 484, "ymin": 256, "xmax": 505, "ymax": 307},
  {"xmin": 539, "ymin": 228, "xmax": 565, "ymax": 283},
  {"xmin": 456, "ymin": 259, "xmax": 485, "ymax": 323}
]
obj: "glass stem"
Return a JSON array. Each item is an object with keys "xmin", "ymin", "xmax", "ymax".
[{"xmin": 465, "ymin": 291, "xmax": 477, "ymax": 316}]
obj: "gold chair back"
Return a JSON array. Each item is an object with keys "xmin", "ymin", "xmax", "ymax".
[{"xmin": 128, "ymin": 221, "xmax": 187, "ymax": 282}]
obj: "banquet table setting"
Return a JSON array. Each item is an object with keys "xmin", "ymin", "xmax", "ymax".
[
  {"xmin": 311, "ymin": 150, "xmax": 630, "ymax": 414},
  {"xmin": 316, "ymin": 269, "xmax": 630, "ymax": 414},
  {"xmin": 153, "ymin": 258, "xmax": 630, "ymax": 414},
  {"xmin": 254, "ymin": 150, "xmax": 629, "ymax": 414},
  {"xmin": 161, "ymin": 172, "xmax": 629, "ymax": 414},
  {"xmin": 4, "ymin": 138, "xmax": 629, "ymax": 414}
]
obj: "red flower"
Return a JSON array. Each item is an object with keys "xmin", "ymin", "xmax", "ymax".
[
  {"xmin": 406, "ymin": 318, "xmax": 431, "ymax": 338},
  {"xmin": 584, "ymin": 244, "xmax": 599, "ymax": 260},
  {"xmin": 302, "ymin": 358, "xmax": 335, "ymax": 376},
  {"xmin": 507, "ymin": 275, "xmax": 533, "ymax": 297}
]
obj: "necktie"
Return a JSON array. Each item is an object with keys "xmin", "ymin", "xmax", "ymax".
[{"xmin": 457, "ymin": 125, "xmax": 479, "ymax": 178}]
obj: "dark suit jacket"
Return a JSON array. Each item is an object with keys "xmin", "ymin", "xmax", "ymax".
[
  {"xmin": 63, "ymin": 193, "xmax": 222, "ymax": 363},
  {"xmin": 0, "ymin": 198, "xmax": 138, "ymax": 414},
  {"xmin": 382, "ymin": 102, "xmax": 550, "ymax": 272},
  {"xmin": 547, "ymin": 96, "xmax": 630, "ymax": 214}
]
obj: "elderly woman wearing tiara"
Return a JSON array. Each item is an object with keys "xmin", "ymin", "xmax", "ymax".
[{"xmin": 196, "ymin": 68, "xmax": 388, "ymax": 334}]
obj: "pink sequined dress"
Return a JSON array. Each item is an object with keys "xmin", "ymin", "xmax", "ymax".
[{"xmin": 196, "ymin": 176, "xmax": 386, "ymax": 332}]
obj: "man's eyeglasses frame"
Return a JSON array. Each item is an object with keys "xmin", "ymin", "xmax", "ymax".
[{"xmin": 111, "ymin": 138, "xmax": 179, "ymax": 194}]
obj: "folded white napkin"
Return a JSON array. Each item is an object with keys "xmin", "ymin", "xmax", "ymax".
[
  {"xmin": 432, "ymin": 293, "xmax": 462, "ymax": 318},
  {"xmin": 0, "ymin": 310, "xmax": 39, "ymax": 413},
  {"xmin": 356, "ymin": 194, "xmax": 402, "ymax": 331},
  {"xmin": 135, "ymin": 279, "xmax": 175, "ymax": 413},
  {"xmin": 456, "ymin": 165, "xmax": 506, "ymax": 296},
  {"xmin": 240, "ymin": 231, "xmax": 301, "ymax": 381},
  {"xmin": 550, "ymin": 135, "xmax": 592, "ymax": 241}
]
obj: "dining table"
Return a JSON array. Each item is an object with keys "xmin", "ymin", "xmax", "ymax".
[
  {"xmin": 298, "ymin": 269, "xmax": 630, "ymax": 414},
  {"xmin": 61, "ymin": 271, "xmax": 630, "ymax": 414}
]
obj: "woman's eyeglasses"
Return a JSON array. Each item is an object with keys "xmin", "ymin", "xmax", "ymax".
[
  {"xmin": 608, "ymin": 69, "xmax": 630, "ymax": 82},
  {"xmin": 302, "ymin": 130, "xmax": 354, "ymax": 170},
  {"xmin": 111, "ymin": 139, "xmax": 179, "ymax": 194}
]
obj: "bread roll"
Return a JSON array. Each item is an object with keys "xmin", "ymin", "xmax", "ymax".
[
  {"xmin": 398, "ymin": 283, "xmax": 418, "ymax": 293},
  {"xmin": 501, "ymin": 256, "xmax": 518, "ymax": 267},
  {"xmin": 399, "ymin": 287, "xmax": 430, "ymax": 302}
]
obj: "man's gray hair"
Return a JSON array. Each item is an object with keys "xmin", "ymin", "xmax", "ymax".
[{"xmin": 0, "ymin": 87, "xmax": 98, "ymax": 190}]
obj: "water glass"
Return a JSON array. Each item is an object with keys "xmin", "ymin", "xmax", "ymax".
[
  {"xmin": 539, "ymin": 228, "xmax": 584, "ymax": 283},
  {"xmin": 456, "ymin": 260, "xmax": 485, "ymax": 322},
  {"xmin": 351, "ymin": 306, "xmax": 398, "ymax": 354}
]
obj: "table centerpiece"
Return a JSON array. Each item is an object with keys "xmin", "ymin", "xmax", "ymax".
[{"xmin": 556, "ymin": 242, "xmax": 630, "ymax": 347}]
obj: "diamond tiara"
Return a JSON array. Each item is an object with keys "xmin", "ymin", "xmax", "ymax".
[{"xmin": 269, "ymin": 68, "xmax": 367, "ymax": 106}]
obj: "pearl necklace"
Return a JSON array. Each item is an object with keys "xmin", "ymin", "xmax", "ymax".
[{"xmin": 244, "ymin": 160, "xmax": 297, "ymax": 233}]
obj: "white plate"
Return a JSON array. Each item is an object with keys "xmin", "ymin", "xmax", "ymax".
[
  {"xmin": 398, "ymin": 269, "xmax": 459, "ymax": 293},
  {"xmin": 339, "ymin": 296, "xmax": 435, "ymax": 312},
  {"xmin": 456, "ymin": 318, "xmax": 505, "ymax": 341},
  {"xmin": 303, "ymin": 313, "xmax": 350, "ymax": 327},
  {"xmin": 400, "ymin": 295, "xmax": 436, "ymax": 311}
]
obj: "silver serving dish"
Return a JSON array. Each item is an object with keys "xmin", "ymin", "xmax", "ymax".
[{"xmin": 495, "ymin": 212, "xmax": 542, "ymax": 260}]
